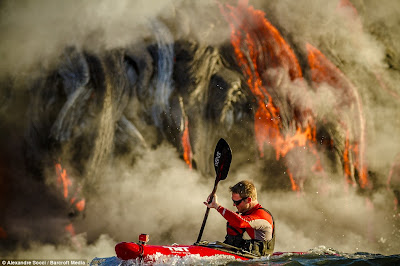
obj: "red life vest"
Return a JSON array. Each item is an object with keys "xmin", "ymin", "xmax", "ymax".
[{"xmin": 217, "ymin": 204, "xmax": 275, "ymax": 255}]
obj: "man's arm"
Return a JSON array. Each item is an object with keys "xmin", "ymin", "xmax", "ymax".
[
  {"xmin": 216, "ymin": 206, "xmax": 253, "ymax": 228},
  {"xmin": 204, "ymin": 195, "xmax": 272, "ymax": 229},
  {"xmin": 204, "ymin": 194, "xmax": 258, "ymax": 228},
  {"xmin": 217, "ymin": 206, "xmax": 273, "ymax": 232}
]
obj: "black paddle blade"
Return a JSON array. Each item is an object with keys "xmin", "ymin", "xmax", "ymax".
[{"xmin": 214, "ymin": 138, "xmax": 232, "ymax": 181}]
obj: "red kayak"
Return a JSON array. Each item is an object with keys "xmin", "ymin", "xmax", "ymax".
[{"xmin": 115, "ymin": 234, "xmax": 306, "ymax": 262}]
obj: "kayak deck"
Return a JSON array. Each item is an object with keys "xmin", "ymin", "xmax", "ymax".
[
  {"xmin": 115, "ymin": 233, "xmax": 309, "ymax": 262},
  {"xmin": 115, "ymin": 240, "xmax": 308, "ymax": 262},
  {"xmin": 115, "ymin": 241, "xmax": 256, "ymax": 261}
]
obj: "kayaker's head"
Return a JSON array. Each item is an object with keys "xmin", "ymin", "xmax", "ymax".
[{"xmin": 229, "ymin": 180, "xmax": 258, "ymax": 213}]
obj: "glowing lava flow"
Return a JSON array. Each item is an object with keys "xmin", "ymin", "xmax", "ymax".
[
  {"xmin": 221, "ymin": 0, "xmax": 322, "ymax": 190},
  {"xmin": 306, "ymin": 43, "xmax": 369, "ymax": 188},
  {"xmin": 55, "ymin": 161, "xmax": 71, "ymax": 199},
  {"xmin": 182, "ymin": 118, "xmax": 193, "ymax": 169},
  {"xmin": 55, "ymin": 161, "xmax": 86, "ymax": 212},
  {"xmin": 54, "ymin": 160, "xmax": 86, "ymax": 238}
]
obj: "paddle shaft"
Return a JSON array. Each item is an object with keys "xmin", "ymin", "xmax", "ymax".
[
  {"xmin": 196, "ymin": 138, "xmax": 231, "ymax": 244},
  {"xmin": 196, "ymin": 179, "xmax": 219, "ymax": 243}
]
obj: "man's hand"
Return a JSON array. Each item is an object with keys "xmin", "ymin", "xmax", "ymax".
[{"xmin": 204, "ymin": 193, "xmax": 220, "ymax": 209}]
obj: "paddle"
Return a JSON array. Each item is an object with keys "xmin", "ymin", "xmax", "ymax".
[{"xmin": 196, "ymin": 138, "xmax": 232, "ymax": 243}]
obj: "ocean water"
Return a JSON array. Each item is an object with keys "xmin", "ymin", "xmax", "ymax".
[{"xmin": 90, "ymin": 246, "xmax": 400, "ymax": 266}]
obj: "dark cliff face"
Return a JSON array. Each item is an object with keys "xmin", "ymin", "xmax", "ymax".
[{"xmin": 1, "ymin": 0, "xmax": 400, "ymax": 254}]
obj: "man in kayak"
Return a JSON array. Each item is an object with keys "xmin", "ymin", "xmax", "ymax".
[{"xmin": 204, "ymin": 180, "xmax": 275, "ymax": 256}]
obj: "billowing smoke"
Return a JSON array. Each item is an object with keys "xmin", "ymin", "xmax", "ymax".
[{"xmin": 1, "ymin": 0, "xmax": 400, "ymax": 261}]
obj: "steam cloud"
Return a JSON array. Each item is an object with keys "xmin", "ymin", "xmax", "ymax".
[{"xmin": 1, "ymin": 0, "xmax": 400, "ymax": 261}]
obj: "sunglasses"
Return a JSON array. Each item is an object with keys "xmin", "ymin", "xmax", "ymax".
[{"xmin": 232, "ymin": 197, "xmax": 247, "ymax": 205}]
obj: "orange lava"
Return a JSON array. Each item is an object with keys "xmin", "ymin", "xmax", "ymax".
[
  {"xmin": 307, "ymin": 43, "xmax": 369, "ymax": 188},
  {"xmin": 221, "ymin": 0, "xmax": 322, "ymax": 190},
  {"xmin": 182, "ymin": 118, "xmax": 193, "ymax": 169}
]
